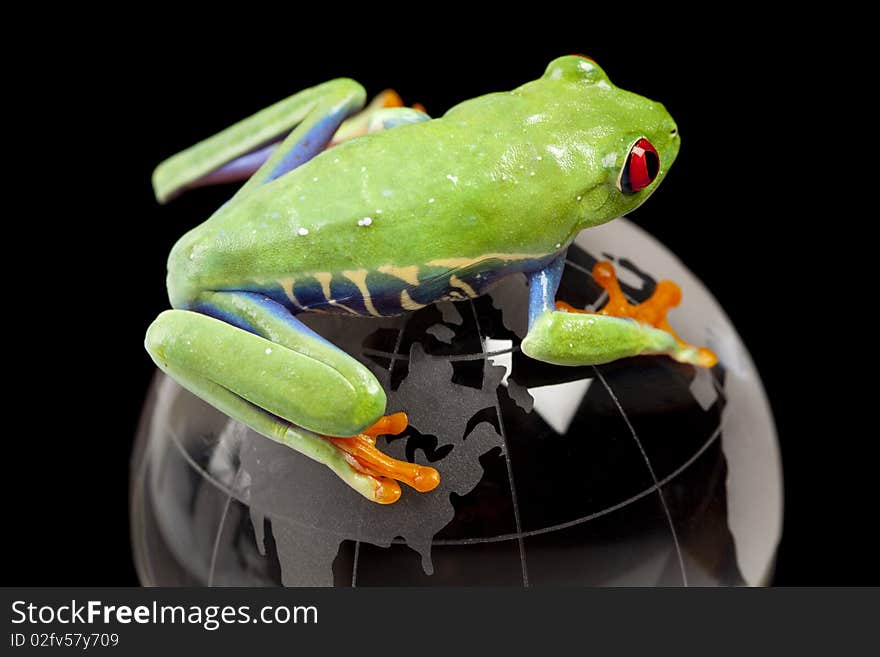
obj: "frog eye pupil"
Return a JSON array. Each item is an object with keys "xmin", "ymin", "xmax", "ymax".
[{"xmin": 619, "ymin": 138, "xmax": 660, "ymax": 194}]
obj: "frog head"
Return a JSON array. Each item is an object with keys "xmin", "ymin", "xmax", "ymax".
[{"xmin": 542, "ymin": 55, "xmax": 681, "ymax": 229}]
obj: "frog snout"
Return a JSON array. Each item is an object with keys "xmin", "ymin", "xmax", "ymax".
[{"xmin": 166, "ymin": 232, "xmax": 203, "ymax": 308}]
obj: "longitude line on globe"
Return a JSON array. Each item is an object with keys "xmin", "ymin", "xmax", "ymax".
[
  {"xmin": 469, "ymin": 299, "xmax": 530, "ymax": 587},
  {"xmin": 424, "ymin": 424, "xmax": 722, "ymax": 544},
  {"xmin": 592, "ymin": 366, "xmax": 689, "ymax": 586},
  {"xmin": 351, "ymin": 319, "xmax": 408, "ymax": 587},
  {"xmin": 208, "ymin": 466, "xmax": 242, "ymax": 586}
]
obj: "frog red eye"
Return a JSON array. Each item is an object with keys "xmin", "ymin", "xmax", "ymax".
[{"xmin": 619, "ymin": 137, "xmax": 660, "ymax": 194}]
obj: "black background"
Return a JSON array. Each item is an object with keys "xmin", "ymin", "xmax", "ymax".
[{"xmin": 8, "ymin": 25, "xmax": 869, "ymax": 586}]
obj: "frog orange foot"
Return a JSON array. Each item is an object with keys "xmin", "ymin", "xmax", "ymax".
[
  {"xmin": 556, "ymin": 261, "xmax": 717, "ymax": 368},
  {"xmin": 328, "ymin": 412, "xmax": 440, "ymax": 504},
  {"xmin": 328, "ymin": 90, "xmax": 427, "ymax": 147}
]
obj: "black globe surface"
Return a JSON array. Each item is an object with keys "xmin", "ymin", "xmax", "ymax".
[{"xmin": 131, "ymin": 219, "xmax": 781, "ymax": 586}]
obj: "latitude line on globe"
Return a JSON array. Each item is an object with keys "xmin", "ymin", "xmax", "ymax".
[
  {"xmin": 362, "ymin": 346, "xmax": 519, "ymax": 363},
  {"xmin": 163, "ymin": 385, "xmax": 723, "ymax": 549}
]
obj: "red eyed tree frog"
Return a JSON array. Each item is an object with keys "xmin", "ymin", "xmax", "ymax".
[{"xmin": 146, "ymin": 55, "xmax": 716, "ymax": 505}]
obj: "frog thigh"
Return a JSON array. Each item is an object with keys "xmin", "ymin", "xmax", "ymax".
[
  {"xmin": 148, "ymin": 291, "xmax": 385, "ymax": 438},
  {"xmin": 144, "ymin": 308, "xmax": 399, "ymax": 502},
  {"xmin": 145, "ymin": 292, "xmax": 440, "ymax": 503}
]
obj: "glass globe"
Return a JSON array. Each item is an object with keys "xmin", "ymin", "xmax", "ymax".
[{"xmin": 130, "ymin": 218, "xmax": 782, "ymax": 586}]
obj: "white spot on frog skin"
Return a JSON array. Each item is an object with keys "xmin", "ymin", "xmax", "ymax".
[
  {"xmin": 555, "ymin": 243, "xmax": 562, "ymax": 249},
  {"xmin": 382, "ymin": 189, "xmax": 393, "ymax": 197},
  {"xmin": 333, "ymin": 157, "xmax": 340, "ymax": 163},
  {"xmin": 530, "ymin": 171, "xmax": 536, "ymax": 176},
  {"xmin": 265, "ymin": 347, "xmax": 272, "ymax": 355},
  {"xmin": 360, "ymin": 166, "xmax": 366, "ymax": 172},
  {"xmin": 525, "ymin": 113, "xmax": 548, "ymax": 125},
  {"xmin": 357, "ymin": 217, "xmax": 373, "ymax": 227},
  {"xmin": 577, "ymin": 196, "xmax": 583, "ymax": 201},
  {"xmin": 375, "ymin": 209, "xmax": 382, "ymax": 214},
  {"xmin": 428, "ymin": 198, "xmax": 435, "ymax": 203},
  {"xmin": 596, "ymin": 80, "xmax": 611, "ymax": 90},
  {"xmin": 298, "ymin": 227, "xmax": 309, "ymax": 236},
  {"xmin": 537, "ymin": 156, "xmax": 543, "ymax": 161},
  {"xmin": 602, "ymin": 152, "xmax": 618, "ymax": 168},
  {"xmin": 446, "ymin": 174, "xmax": 459, "ymax": 184}
]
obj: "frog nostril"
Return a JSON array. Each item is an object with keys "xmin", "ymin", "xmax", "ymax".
[{"xmin": 670, "ymin": 128, "xmax": 677, "ymax": 137}]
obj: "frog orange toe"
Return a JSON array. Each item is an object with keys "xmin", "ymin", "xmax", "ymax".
[
  {"xmin": 362, "ymin": 411, "xmax": 408, "ymax": 438},
  {"xmin": 557, "ymin": 261, "xmax": 718, "ymax": 368},
  {"xmin": 329, "ymin": 412, "xmax": 440, "ymax": 503}
]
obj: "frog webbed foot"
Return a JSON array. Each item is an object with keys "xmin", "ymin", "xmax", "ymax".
[
  {"xmin": 328, "ymin": 412, "xmax": 440, "ymax": 505},
  {"xmin": 521, "ymin": 257, "xmax": 717, "ymax": 368}
]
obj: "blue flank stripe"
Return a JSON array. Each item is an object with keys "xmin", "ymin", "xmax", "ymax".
[
  {"xmin": 262, "ymin": 102, "xmax": 358, "ymax": 185},
  {"xmin": 191, "ymin": 300, "xmax": 260, "ymax": 334},
  {"xmin": 329, "ymin": 276, "xmax": 371, "ymax": 316},
  {"xmin": 245, "ymin": 250, "xmax": 563, "ymax": 318},
  {"xmin": 194, "ymin": 292, "xmax": 349, "ymax": 354}
]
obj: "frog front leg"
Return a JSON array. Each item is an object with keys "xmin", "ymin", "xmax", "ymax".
[
  {"xmin": 145, "ymin": 292, "xmax": 439, "ymax": 503},
  {"xmin": 521, "ymin": 255, "xmax": 717, "ymax": 367}
]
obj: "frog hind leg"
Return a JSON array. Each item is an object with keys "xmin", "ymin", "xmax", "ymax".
[
  {"xmin": 520, "ymin": 255, "xmax": 717, "ymax": 367},
  {"xmin": 144, "ymin": 291, "xmax": 439, "ymax": 503},
  {"xmin": 330, "ymin": 90, "xmax": 430, "ymax": 145}
]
